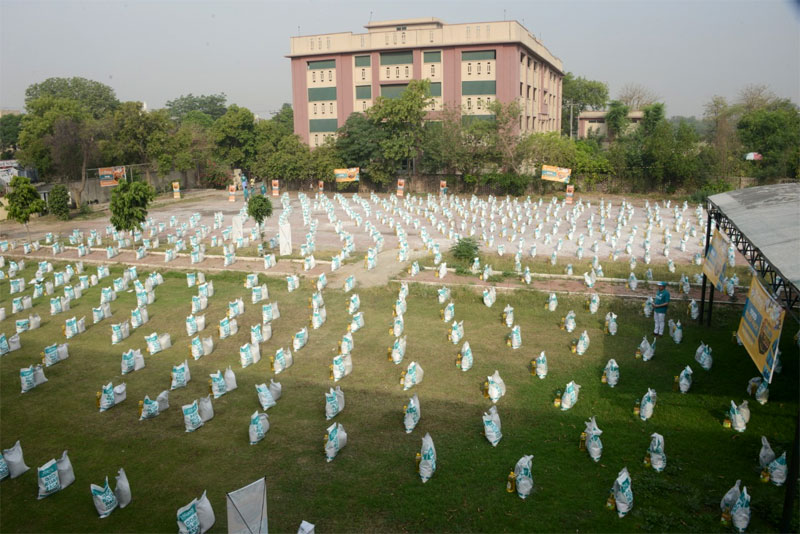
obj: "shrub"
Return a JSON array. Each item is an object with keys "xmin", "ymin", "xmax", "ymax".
[
  {"xmin": 450, "ymin": 237, "xmax": 479, "ymax": 263},
  {"xmin": 48, "ymin": 184, "xmax": 70, "ymax": 220}
]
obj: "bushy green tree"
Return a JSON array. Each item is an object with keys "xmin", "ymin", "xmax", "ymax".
[
  {"xmin": 212, "ymin": 105, "xmax": 256, "ymax": 172},
  {"xmin": 6, "ymin": 176, "xmax": 45, "ymax": 240},
  {"xmin": 25, "ymin": 77, "xmax": 119, "ymax": 119},
  {"xmin": 561, "ymin": 72, "xmax": 609, "ymax": 136},
  {"xmin": 605, "ymin": 100, "xmax": 630, "ymax": 140},
  {"xmin": 109, "ymin": 181, "xmax": 156, "ymax": 232},
  {"xmin": 0, "ymin": 114, "xmax": 23, "ymax": 158},
  {"xmin": 47, "ymin": 184, "xmax": 70, "ymax": 220},
  {"xmin": 165, "ymin": 93, "xmax": 227, "ymax": 122},
  {"xmin": 246, "ymin": 195, "xmax": 273, "ymax": 239},
  {"xmin": 737, "ymin": 100, "xmax": 800, "ymax": 179},
  {"xmin": 450, "ymin": 237, "xmax": 479, "ymax": 263}
]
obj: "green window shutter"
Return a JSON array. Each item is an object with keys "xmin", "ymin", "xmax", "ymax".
[
  {"xmin": 428, "ymin": 82, "xmax": 442, "ymax": 97},
  {"xmin": 308, "ymin": 87, "xmax": 337, "ymax": 101},
  {"xmin": 309, "ymin": 119, "xmax": 339, "ymax": 132},
  {"xmin": 355, "ymin": 85, "xmax": 372, "ymax": 99},
  {"xmin": 308, "ymin": 59, "xmax": 336, "ymax": 70},
  {"xmin": 380, "ymin": 51, "xmax": 413, "ymax": 65},
  {"xmin": 423, "ymin": 51, "xmax": 441, "ymax": 63},
  {"xmin": 380, "ymin": 84, "xmax": 408, "ymax": 99},
  {"xmin": 354, "ymin": 55, "xmax": 371, "ymax": 67},
  {"xmin": 461, "ymin": 50, "xmax": 496, "ymax": 61},
  {"xmin": 461, "ymin": 81, "xmax": 496, "ymax": 95}
]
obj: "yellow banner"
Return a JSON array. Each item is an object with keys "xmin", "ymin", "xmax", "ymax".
[
  {"xmin": 396, "ymin": 178, "xmax": 405, "ymax": 197},
  {"xmin": 737, "ymin": 277, "xmax": 785, "ymax": 383},
  {"xmin": 172, "ymin": 181, "xmax": 181, "ymax": 199},
  {"xmin": 334, "ymin": 168, "xmax": 360, "ymax": 183},
  {"xmin": 541, "ymin": 165, "xmax": 571, "ymax": 183},
  {"xmin": 702, "ymin": 229, "xmax": 729, "ymax": 291}
]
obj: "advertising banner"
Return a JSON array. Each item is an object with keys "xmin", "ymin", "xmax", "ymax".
[
  {"xmin": 737, "ymin": 277, "xmax": 785, "ymax": 383},
  {"xmin": 172, "ymin": 181, "xmax": 181, "ymax": 199},
  {"xmin": 566, "ymin": 184, "xmax": 575, "ymax": 205},
  {"xmin": 271, "ymin": 180, "xmax": 279, "ymax": 197},
  {"xmin": 702, "ymin": 229, "xmax": 729, "ymax": 291},
  {"xmin": 439, "ymin": 180, "xmax": 448, "ymax": 195},
  {"xmin": 396, "ymin": 178, "xmax": 405, "ymax": 197},
  {"xmin": 334, "ymin": 168, "xmax": 360, "ymax": 183},
  {"xmin": 541, "ymin": 165, "xmax": 571, "ymax": 183},
  {"xmin": 99, "ymin": 166, "xmax": 125, "ymax": 187},
  {"xmin": 318, "ymin": 180, "xmax": 324, "ymax": 192},
  {"xmin": 228, "ymin": 184, "xmax": 236, "ymax": 202}
]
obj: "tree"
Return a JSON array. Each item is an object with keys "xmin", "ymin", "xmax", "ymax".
[
  {"xmin": 737, "ymin": 100, "xmax": 800, "ymax": 179},
  {"xmin": 0, "ymin": 114, "xmax": 23, "ymax": 158},
  {"xmin": 703, "ymin": 95, "xmax": 742, "ymax": 181},
  {"xmin": 308, "ymin": 137, "xmax": 344, "ymax": 182},
  {"xmin": 212, "ymin": 105, "xmax": 257, "ymax": 172},
  {"xmin": 47, "ymin": 184, "xmax": 70, "ymax": 220},
  {"xmin": 640, "ymin": 103, "xmax": 666, "ymax": 137},
  {"xmin": 561, "ymin": 72, "xmax": 609, "ymax": 136},
  {"xmin": 246, "ymin": 195, "xmax": 273, "ymax": 238},
  {"xmin": 25, "ymin": 77, "xmax": 118, "ymax": 119},
  {"xmin": 335, "ymin": 113, "xmax": 389, "ymax": 183},
  {"xmin": 165, "ymin": 93, "xmax": 227, "ymax": 122},
  {"xmin": 420, "ymin": 106, "xmax": 464, "ymax": 175},
  {"xmin": 737, "ymin": 84, "xmax": 775, "ymax": 113},
  {"xmin": 6, "ymin": 176, "xmax": 45, "ymax": 240},
  {"xmin": 106, "ymin": 102, "xmax": 171, "ymax": 185},
  {"xmin": 604, "ymin": 100, "xmax": 630, "ymax": 140},
  {"xmin": 109, "ymin": 181, "xmax": 156, "ymax": 232},
  {"xmin": 617, "ymin": 83, "xmax": 659, "ymax": 110},
  {"xmin": 44, "ymin": 115, "xmax": 108, "ymax": 206},
  {"xmin": 270, "ymin": 103, "xmax": 294, "ymax": 134},
  {"xmin": 254, "ymin": 134, "xmax": 310, "ymax": 184},
  {"xmin": 17, "ymin": 96, "xmax": 85, "ymax": 179}
]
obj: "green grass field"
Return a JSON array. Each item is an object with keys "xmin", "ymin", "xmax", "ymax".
[{"xmin": 0, "ymin": 258, "xmax": 797, "ymax": 533}]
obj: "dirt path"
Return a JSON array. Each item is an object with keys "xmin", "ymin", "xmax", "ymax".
[{"xmin": 326, "ymin": 247, "xmax": 428, "ymax": 288}]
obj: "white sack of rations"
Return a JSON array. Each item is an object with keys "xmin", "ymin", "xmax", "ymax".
[
  {"xmin": 483, "ymin": 287, "xmax": 496, "ymax": 308},
  {"xmin": 585, "ymin": 417, "xmax": 603, "ymax": 462},
  {"xmin": 640, "ymin": 337, "xmax": 656, "ymax": 361},
  {"xmin": 648, "ymin": 433, "xmax": 667, "ymax": 472},
  {"xmin": 37, "ymin": 458, "xmax": 62, "ymax": 499},
  {"xmin": 348, "ymin": 294, "xmax": 360, "ymax": 315},
  {"xmin": 177, "ymin": 491, "xmax": 215, "ymax": 534},
  {"xmin": 487, "ymin": 370, "xmax": 506, "ymax": 403},
  {"xmin": 198, "ymin": 395, "xmax": 214, "ymax": 422},
  {"xmin": 535, "ymin": 351, "xmax": 548, "ymax": 379},
  {"xmin": 419, "ymin": 433, "xmax": 437, "ymax": 483},
  {"xmin": 729, "ymin": 401, "xmax": 746, "ymax": 432},
  {"xmin": 43, "ymin": 343, "xmax": 70, "ymax": 367},
  {"xmin": 399, "ymin": 359, "xmax": 424, "ymax": 390},
  {"xmin": 224, "ymin": 366, "xmax": 238, "ymax": 391},
  {"xmin": 576, "ymin": 330, "xmax": 590, "ymax": 355},
  {"xmin": 390, "ymin": 335, "xmax": 406, "ymax": 364},
  {"xmin": 612, "ymin": 467, "xmax": 634, "ymax": 518},
  {"xmin": 449, "ymin": 320, "xmax": 463, "ymax": 344},
  {"xmin": 91, "ymin": 476, "xmax": 118, "ymax": 518},
  {"xmin": 695, "ymin": 342, "xmax": 713, "ymax": 371},
  {"xmin": 349, "ymin": 312, "xmax": 364, "ymax": 332},
  {"xmin": 210, "ymin": 370, "xmax": 228, "ymax": 399},
  {"xmin": 759, "ymin": 436, "xmax": 776, "ymax": 470},
  {"xmin": 111, "ymin": 320, "xmax": 130, "ymax": 344},
  {"xmin": 115, "ymin": 468, "xmax": 131, "ymax": 508},
  {"xmin": 604, "ymin": 359, "xmax": 619, "ymax": 387},
  {"xmin": 640, "ymin": 388, "xmax": 657, "ymax": 421},
  {"xmin": 325, "ymin": 386, "xmax": 345, "ymax": 420},
  {"xmin": 483, "ymin": 405, "xmax": 502, "ymax": 446},
  {"xmin": 249, "ymin": 411, "xmax": 270, "ymax": 445},
  {"xmin": 561, "ymin": 381, "xmax": 581, "ymax": 411},
  {"xmin": 2, "ymin": 440, "xmax": 29, "ymax": 479},
  {"xmin": 332, "ymin": 353, "xmax": 353, "ymax": 381},
  {"xmin": 239, "ymin": 342, "xmax": 261, "ymax": 368},
  {"xmin": 514, "ymin": 455, "xmax": 534, "ymax": 499},
  {"xmin": 256, "ymin": 381, "xmax": 281, "ymax": 410},
  {"xmin": 731, "ymin": 486, "xmax": 751, "ymax": 533},
  {"xmin": 171, "ymin": 360, "xmax": 191, "ymax": 390},
  {"xmin": 403, "ymin": 394, "xmax": 420, "ymax": 433},
  {"xmin": 293, "ymin": 327, "xmax": 308, "ymax": 351},
  {"xmin": 20, "ymin": 364, "xmax": 47, "ymax": 393},
  {"xmin": 769, "ymin": 452, "xmax": 788, "ymax": 486},
  {"xmin": 679, "ymin": 366, "xmax": 693, "ymax": 393},
  {"xmin": 459, "ymin": 341, "xmax": 473, "ymax": 371},
  {"xmin": 120, "ymin": 349, "xmax": 145, "ymax": 375},
  {"xmin": 324, "ymin": 422, "xmax": 347, "ymax": 462},
  {"xmin": 739, "ymin": 400, "xmax": 751, "ymax": 424},
  {"xmin": 437, "ymin": 286, "xmax": 450, "ymax": 304},
  {"xmin": 442, "ymin": 302, "xmax": 454, "ymax": 323},
  {"xmin": 392, "ymin": 314, "xmax": 404, "ymax": 337},
  {"xmin": 272, "ymin": 347, "xmax": 294, "ymax": 374}
]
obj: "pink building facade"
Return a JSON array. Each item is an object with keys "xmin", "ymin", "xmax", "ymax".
[{"xmin": 288, "ymin": 18, "xmax": 563, "ymax": 147}]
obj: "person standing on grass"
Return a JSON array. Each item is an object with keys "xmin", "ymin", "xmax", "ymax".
[{"xmin": 653, "ymin": 281, "xmax": 670, "ymax": 336}]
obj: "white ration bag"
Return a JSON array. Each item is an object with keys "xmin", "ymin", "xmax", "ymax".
[
  {"xmin": 508, "ymin": 325, "xmax": 521, "ymax": 349},
  {"xmin": 419, "ymin": 433, "xmax": 437, "ymax": 483},
  {"xmin": 514, "ymin": 455, "xmax": 534, "ymax": 499},
  {"xmin": 672, "ymin": 321, "xmax": 683, "ymax": 343},
  {"xmin": 331, "ymin": 353, "xmax": 353, "ymax": 381},
  {"xmin": 198, "ymin": 395, "xmax": 214, "ymax": 422},
  {"xmin": 695, "ymin": 342, "xmax": 713, "ymax": 371},
  {"xmin": 482, "ymin": 287, "xmax": 496, "ymax": 308},
  {"xmin": 640, "ymin": 336, "xmax": 656, "ymax": 361},
  {"xmin": 759, "ymin": 436, "xmax": 776, "ymax": 470},
  {"xmin": 171, "ymin": 360, "xmax": 191, "ymax": 390},
  {"xmin": 561, "ymin": 381, "xmax": 581, "ymax": 411},
  {"xmin": 392, "ymin": 314, "xmax": 404, "ymax": 337},
  {"xmin": 113, "ymin": 383, "xmax": 127, "ymax": 405},
  {"xmin": 120, "ymin": 349, "xmax": 145, "ymax": 375},
  {"xmin": 612, "ymin": 467, "xmax": 634, "ymax": 517},
  {"xmin": 459, "ymin": 341, "xmax": 473, "ymax": 371},
  {"xmin": 111, "ymin": 320, "xmax": 130, "ymax": 344},
  {"xmin": 483, "ymin": 405, "xmax": 502, "ymax": 446},
  {"xmin": 20, "ymin": 364, "xmax": 47, "ymax": 393},
  {"xmin": 391, "ymin": 335, "xmax": 406, "ymax": 365},
  {"xmin": 604, "ymin": 359, "xmax": 619, "ymax": 387},
  {"xmin": 115, "ymin": 468, "xmax": 131, "ymax": 508},
  {"xmin": 769, "ymin": 452, "xmax": 787, "ymax": 486},
  {"xmin": 325, "ymin": 386, "xmax": 345, "ymax": 420},
  {"xmin": 729, "ymin": 400, "xmax": 746, "ymax": 432},
  {"xmin": 273, "ymin": 347, "xmax": 294, "ymax": 374},
  {"xmin": 585, "ymin": 417, "xmax": 603, "ymax": 462},
  {"xmin": 43, "ymin": 343, "xmax": 70, "ymax": 367},
  {"xmin": 239, "ymin": 342, "xmax": 261, "ymax": 368},
  {"xmin": 210, "ymin": 370, "xmax": 227, "ymax": 399},
  {"xmin": 449, "ymin": 320, "xmax": 464, "ymax": 344},
  {"xmin": 2, "ymin": 440, "xmax": 30, "ymax": 478},
  {"xmin": 98, "ymin": 383, "xmax": 116, "ymax": 412},
  {"xmin": 56, "ymin": 450, "xmax": 75, "ymax": 489},
  {"xmin": 487, "ymin": 370, "xmax": 506, "ymax": 403},
  {"xmin": 437, "ymin": 286, "xmax": 450, "ymax": 304},
  {"xmin": 37, "ymin": 458, "xmax": 62, "ymax": 499},
  {"xmin": 679, "ymin": 366, "xmax": 693, "ymax": 393},
  {"xmin": 91, "ymin": 476, "xmax": 118, "ymax": 518},
  {"xmin": 648, "ymin": 433, "xmax": 667, "ymax": 472},
  {"xmin": 324, "ymin": 422, "xmax": 347, "ymax": 462},
  {"xmin": 140, "ymin": 395, "xmax": 161, "ymax": 420},
  {"xmin": 575, "ymin": 330, "xmax": 590, "ymax": 355},
  {"xmin": 403, "ymin": 361, "xmax": 424, "ymax": 390},
  {"xmin": 224, "ymin": 366, "xmax": 237, "ymax": 391},
  {"xmin": 256, "ymin": 382, "xmax": 280, "ymax": 410},
  {"xmin": 177, "ymin": 491, "xmax": 216, "ymax": 534},
  {"xmin": 605, "ymin": 312, "xmax": 618, "ymax": 335},
  {"xmin": 349, "ymin": 312, "xmax": 364, "ymax": 332},
  {"xmin": 640, "ymin": 388, "xmax": 657, "ymax": 421},
  {"xmin": 739, "ymin": 400, "xmax": 750, "ymax": 424},
  {"xmin": 249, "ymin": 411, "xmax": 270, "ymax": 445},
  {"xmin": 402, "ymin": 394, "xmax": 422, "ymax": 435},
  {"xmin": 293, "ymin": 327, "xmax": 308, "ymax": 351},
  {"xmin": 535, "ymin": 351, "xmax": 548, "ymax": 379},
  {"xmin": 348, "ymin": 293, "xmax": 360, "ymax": 315},
  {"xmin": 503, "ymin": 304, "xmax": 514, "ymax": 327},
  {"xmin": 731, "ymin": 487, "xmax": 751, "ymax": 532}
]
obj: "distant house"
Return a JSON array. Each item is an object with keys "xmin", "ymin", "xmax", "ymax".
[{"xmin": 577, "ymin": 110, "xmax": 644, "ymax": 139}]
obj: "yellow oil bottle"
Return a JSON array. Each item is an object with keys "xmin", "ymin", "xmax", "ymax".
[
  {"xmin": 506, "ymin": 471, "xmax": 516, "ymax": 493},
  {"xmin": 95, "ymin": 391, "xmax": 101, "ymax": 409},
  {"xmin": 579, "ymin": 432, "xmax": 587, "ymax": 450},
  {"xmin": 138, "ymin": 400, "xmax": 143, "ymax": 418},
  {"xmin": 415, "ymin": 452, "xmax": 421, "ymax": 473}
]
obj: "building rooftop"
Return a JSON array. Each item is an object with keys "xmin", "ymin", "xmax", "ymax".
[
  {"xmin": 364, "ymin": 18, "xmax": 444, "ymax": 30},
  {"xmin": 578, "ymin": 110, "xmax": 645, "ymax": 119}
]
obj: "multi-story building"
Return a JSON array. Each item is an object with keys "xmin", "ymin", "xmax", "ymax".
[{"xmin": 287, "ymin": 18, "xmax": 563, "ymax": 147}]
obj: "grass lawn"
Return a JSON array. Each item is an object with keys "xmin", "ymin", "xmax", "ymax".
[{"xmin": 0, "ymin": 258, "xmax": 797, "ymax": 533}]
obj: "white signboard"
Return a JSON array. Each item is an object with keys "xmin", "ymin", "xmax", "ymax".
[
  {"xmin": 279, "ymin": 222, "xmax": 292, "ymax": 256},
  {"xmin": 232, "ymin": 215, "xmax": 244, "ymax": 241}
]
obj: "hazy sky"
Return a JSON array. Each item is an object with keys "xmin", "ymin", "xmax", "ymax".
[{"xmin": 1, "ymin": 0, "xmax": 798, "ymax": 118}]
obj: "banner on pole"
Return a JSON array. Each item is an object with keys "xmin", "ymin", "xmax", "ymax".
[
  {"xmin": 228, "ymin": 184, "xmax": 236, "ymax": 202},
  {"xmin": 565, "ymin": 184, "xmax": 575, "ymax": 205},
  {"xmin": 271, "ymin": 180, "xmax": 279, "ymax": 197},
  {"xmin": 702, "ymin": 229, "xmax": 729, "ymax": 291},
  {"xmin": 318, "ymin": 180, "xmax": 324, "ymax": 192},
  {"xmin": 737, "ymin": 277, "xmax": 785, "ymax": 383},
  {"xmin": 541, "ymin": 165, "xmax": 571, "ymax": 183},
  {"xmin": 439, "ymin": 180, "xmax": 447, "ymax": 195},
  {"xmin": 334, "ymin": 168, "xmax": 360, "ymax": 183},
  {"xmin": 396, "ymin": 178, "xmax": 405, "ymax": 197},
  {"xmin": 172, "ymin": 181, "xmax": 181, "ymax": 199},
  {"xmin": 99, "ymin": 166, "xmax": 125, "ymax": 187}
]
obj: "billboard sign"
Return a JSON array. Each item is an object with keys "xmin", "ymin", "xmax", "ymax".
[
  {"xmin": 541, "ymin": 165, "xmax": 571, "ymax": 183},
  {"xmin": 334, "ymin": 168, "xmax": 360, "ymax": 183},
  {"xmin": 396, "ymin": 178, "xmax": 405, "ymax": 197},
  {"xmin": 737, "ymin": 277, "xmax": 785, "ymax": 383},
  {"xmin": 271, "ymin": 180, "xmax": 279, "ymax": 197},
  {"xmin": 702, "ymin": 229, "xmax": 729, "ymax": 291},
  {"xmin": 99, "ymin": 166, "xmax": 125, "ymax": 187}
]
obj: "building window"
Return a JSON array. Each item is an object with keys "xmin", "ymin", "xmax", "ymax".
[
  {"xmin": 486, "ymin": 97, "xmax": 491, "ymax": 106},
  {"xmin": 395, "ymin": 66, "xmax": 400, "ymax": 78},
  {"xmin": 429, "ymin": 30, "xmax": 434, "ymax": 42},
  {"xmin": 314, "ymin": 134, "xmax": 318, "ymax": 145},
  {"xmin": 331, "ymin": 102, "xmax": 335, "ymax": 114},
  {"xmin": 321, "ymin": 103, "xmax": 325, "ymax": 114},
  {"xmin": 362, "ymin": 101, "xmax": 367, "ymax": 111},
  {"xmin": 477, "ymin": 98, "xmax": 482, "ymax": 110},
  {"xmin": 401, "ymin": 31, "xmax": 406, "ymax": 43},
  {"xmin": 404, "ymin": 65, "xmax": 409, "ymax": 77},
  {"xmin": 528, "ymin": 57, "xmax": 532, "ymax": 68},
  {"xmin": 431, "ymin": 64, "xmax": 435, "ymax": 77},
  {"xmin": 328, "ymin": 70, "xmax": 332, "ymax": 81},
  {"xmin": 520, "ymin": 82, "xmax": 523, "ymax": 96},
  {"xmin": 312, "ymin": 72, "xmax": 316, "ymax": 83},
  {"xmin": 487, "ymin": 62, "xmax": 491, "ymax": 75},
  {"xmin": 313, "ymin": 103, "xmax": 317, "ymax": 115},
  {"xmin": 467, "ymin": 98, "xmax": 472, "ymax": 110},
  {"xmin": 467, "ymin": 62, "xmax": 472, "ymax": 75},
  {"xmin": 527, "ymin": 86, "xmax": 531, "ymax": 98},
  {"xmin": 477, "ymin": 63, "xmax": 481, "ymax": 74},
  {"xmin": 521, "ymin": 53, "xmax": 525, "ymax": 64}
]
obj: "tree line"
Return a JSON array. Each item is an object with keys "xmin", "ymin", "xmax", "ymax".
[{"xmin": 0, "ymin": 76, "xmax": 797, "ymax": 205}]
